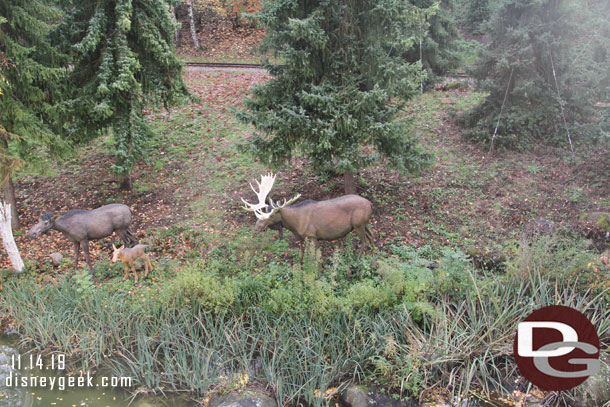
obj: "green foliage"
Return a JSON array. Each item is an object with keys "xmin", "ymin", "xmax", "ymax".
[
  {"xmin": 401, "ymin": 0, "xmax": 462, "ymax": 79},
  {"xmin": 1, "ymin": 239, "xmax": 608, "ymax": 402},
  {"xmin": 465, "ymin": 0, "xmax": 491, "ymax": 34},
  {"xmin": 71, "ymin": 268, "xmax": 96, "ymax": 297},
  {"xmin": 504, "ymin": 236, "xmax": 602, "ymax": 293},
  {"xmin": 462, "ymin": 0, "xmax": 610, "ymax": 150},
  {"xmin": 0, "ymin": 0, "xmax": 69, "ymax": 168},
  {"xmin": 239, "ymin": 0, "xmax": 432, "ymax": 186},
  {"xmin": 52, "ymin": 0, "xmax": 188, "ymax": 182},
  {"xmin": 166, "ymin": 264, "xmax": 238, "ymax": 312}
]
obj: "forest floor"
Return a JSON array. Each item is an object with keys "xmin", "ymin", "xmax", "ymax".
[
  {"xmin": 4, "ymin": 68, "xmax": 609, "ymax": 273},
  {"xmin": 175, "ymin": 13, "xmax": 266, "ymax": 64}
]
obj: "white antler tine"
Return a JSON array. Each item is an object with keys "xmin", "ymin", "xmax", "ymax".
[
  {"xmin": 241, "ymin": 197, "xmax": 253, "ymax": 210},
  {"xmin": 242, "ymin": 173, "xmax": 277, "ymax": 213},
  {"xmin": 279, "ymin": 193, "xmax": 301, "ymax": 208}
]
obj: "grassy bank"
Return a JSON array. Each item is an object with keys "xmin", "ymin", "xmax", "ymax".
[
  {"xmin": 2, "ymin": 237, "xmax": 609, "ymax": 405},
  {"xmin": 2, "ymin": 69, "xmax": 609, "ymax": 406}
]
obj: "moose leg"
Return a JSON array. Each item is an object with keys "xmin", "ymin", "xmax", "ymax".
[
  {"xmin": 130, "ymin": 261, "xmax": 138, "ymax": 284},
  {"xmin": 72, "ymin": 241, "xmax": 81, "ymax": 269},
  {"xmin": 299, "ymin": 238, "xmax": 306, "ymax": 264},
  {"xmin": 365, "ymin": 226, "xmax": 374, "ymax": 246},
  {"xmin": 123, "ymin": 263, "xmax": 130, "ymax": 281},
  {"xmin": 354, "ymin": 226, "xmax": 369, "ymax": 253},
  {"xmin": 80, "ymin": 240, "xmax": 95, "ymax": 275},
  {"xmin": 117, "ymin": 230, "xmax": 133, "ymax": 248},
  {"xmin": 299, "ymin": 237, "xmax": 318, "ymax": 264},
  {"xmin": 126, "ymin": 229, "xmax": 136, "ymax": 246},
  {"xmin": 142, "ymin": 254, "xmax": 152, "ymax": 278}
]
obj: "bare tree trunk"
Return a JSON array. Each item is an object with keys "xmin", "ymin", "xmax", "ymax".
[
  {"xmin": 0, "ymin": 202, "xmax": 24, "ymax": 272},
  {"xmin": 186, "ymin": 0, "xmax": 200, "ymax": 51},
  {"xmin": 1, "ymin": 136, "xmax": 20, "ymax": 229},
  {"xmin": 2, "ymin": 176, "xmax": 19, "ymax": 229},
  {"xmin": 170, "ymin": 3, "xmax": 180, "ymax": 45},
  {"xmin": 344, "ymin": 172, "xmax": 356, "ymax": 195},
  {"xmin": 120, "ymin": 174, "xmax": 132, "ymax": 191}
]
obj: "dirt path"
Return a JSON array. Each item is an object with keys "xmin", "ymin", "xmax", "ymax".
[{"xmin": 185, "ymin": 65, "xmax": 267, "ymax": 74}]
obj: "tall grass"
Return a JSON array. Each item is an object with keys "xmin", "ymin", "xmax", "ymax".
[{"xmin": 1, "ymin": 239, "xmax": 608, "ymax": 405}]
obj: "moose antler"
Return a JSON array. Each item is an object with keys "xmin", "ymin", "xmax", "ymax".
[
  {"xmin": 254, "ymin": 193, "xmax": 301, "ymax": 220},
  {"xmin": 241, "ymin": 173, "xmax": 277, "ymax": 212}
]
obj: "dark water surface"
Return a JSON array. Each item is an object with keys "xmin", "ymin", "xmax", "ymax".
[
  {"xmin": 0, "ymin": 335, "xmax": 192, "ymax": 407},
  {"xmin": 1, "ymin": 334, "xmax": 519, "ymax": 407}
]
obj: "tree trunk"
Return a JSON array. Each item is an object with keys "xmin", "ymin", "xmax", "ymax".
[
  {"xmin": 120, "ymin": 174, "xmax": 132, "ymax": 191},
  {"xmin": 170, "ymin": 3, "xmax": 180, "ymax": 45},
  {"xmin": 2, "ymin": 176, "xmax": 19, "ymax": 229},
  {"xmin": 186, "ymin": 0, "xmax": 200, "ymax": 51},
  {"xmin": 0, "ymin": 202, "xmax": 24, "ymax": 272},
  {"xmin": 1, "ymin": 135, "xmax": 19, "ymax": 229},
  {"xmin": 344, "ymin": 172, "xmax": 356, "ymax": 195}
]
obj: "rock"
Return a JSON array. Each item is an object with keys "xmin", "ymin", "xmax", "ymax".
[
  {"xmin": 441, "ymin": 81, "xmax": 465, "ymax": 91},
  {"xmin": 341, "ymin": 386, "xmax": 371, "ymax": 407},
  {"xmin": 466, "ymin": 247, "xmax": 507, "ymax": 272},
  {"xmin": 209, "ymin": 391, "xmax": 276, "ymax": 407},
  {"xmin": 575, "ymin": 364, "xmax": 610, "ymax": 407},
  {"xmin": 579, "ymin": 212, "xmax": 610, "ymax": 250},
  {"xmin": 340, "ymin": 385, "xmax": 418, "ymax": 407},
  {"xmin": 49, "ymin": 252, "xmax": 63, "ymax": 266},
  {"xmin": 523, "ymin": 219, "xmax": 556, "ymax": 238},
  {"xmin": 579, "ymin": 212, "xmax": 610, "ymax": 235}
]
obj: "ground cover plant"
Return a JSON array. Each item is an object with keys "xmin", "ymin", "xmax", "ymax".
[
  {"xmin": 2, "ymin": 238, "xmax": 609, "ymax": 406},
  {"xmin": 1, "ymin": 68, "xmax": 609, "ymax": 405}
]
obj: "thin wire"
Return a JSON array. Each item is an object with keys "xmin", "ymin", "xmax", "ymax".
[
  {"xmin": 489, "ymin": 66, "xmax": 515, "ymax": 154},
  {"xmin": 549, "ymin": 50, "xmax": 575, "ymax": 156},
  {"xmin": 420, "ymin": 39, "xmax": 424, "ymax": 93}
]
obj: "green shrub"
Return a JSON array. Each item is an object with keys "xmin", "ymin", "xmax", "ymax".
[
  {"xmin": 71, "ymin": 268, "xmax": 96, "ymax": 297},
  {"xmin": 165, "ymin": 265, "xmax": 237, "ymax": 312}
]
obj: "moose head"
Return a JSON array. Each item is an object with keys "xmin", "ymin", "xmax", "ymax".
[
  {"xmin": 26, "ymin": 213, "xmax": 58, "ymax": 238},
  {"xmin": 241, "ymin": 173, "xmax": 301, "ymax": 233}
]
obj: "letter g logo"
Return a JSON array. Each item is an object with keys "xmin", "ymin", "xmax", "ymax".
[{"xmin": 513, "ymin": 306, "xmax": 600, "ymax": 391}]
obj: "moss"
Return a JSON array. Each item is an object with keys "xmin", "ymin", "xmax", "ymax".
[
  {"xmin": 596, "ymin": 213, "xmax": 610, "ymax": 232},
  {"xmin": 442, "ymin": 81, "xmax": 465, "ymax": 90}
]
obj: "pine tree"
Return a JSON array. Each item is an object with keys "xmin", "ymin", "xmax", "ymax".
[
  {"xmin": 462, "ymin": 0, "xmax": 592, "ymax": 150},
  {"xmin": 0, "ymin": 1, "xmax": 68, "ymax": 228},
  {"xmin": 239, "ymin": 0, "xmax": 431, "ymax": 193},
  {"xmin": 571, "ymin": 0, "xmax": 610, "ymax": 146},
  {"xmin": 53, "ymin": 0, "xmax": 188, "ymax": 190},
  {"xmin": 402, "ymin": 0, "xmax": 462, "ymax": 79},
  {"xmin": 465, "ymin": 0, "xmax": 491, "ymax": 34}
]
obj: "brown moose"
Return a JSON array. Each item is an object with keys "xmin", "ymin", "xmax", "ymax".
[{"xmin": 241, "ymin": 173, "xmax": 374, "ymax": 259}]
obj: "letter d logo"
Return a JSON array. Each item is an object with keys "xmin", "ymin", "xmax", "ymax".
[
  {"xmin": 517, "ymin": 322, "xmax": 577, "ymax": 357},
  {"xmin": 513, "ymin": 305, "xmax": 600, "ymax": 391}
]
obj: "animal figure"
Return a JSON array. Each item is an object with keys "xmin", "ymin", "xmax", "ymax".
[
  {"xmin": 112, "ymin": 244, "xmax": 152, "ymax": 283},
  {"xmin": 27, "ymin": 203, "xmax": 135, "ymax": 274},
  {"xmin": 242, "ymin": 173, "xmax": 374, "ymax": 259},
  {"xmin": 265, "ymin": 200, "xmax": 316, "ymax": 239}
]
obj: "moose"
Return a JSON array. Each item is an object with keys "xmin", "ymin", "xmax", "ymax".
[
  {"xmin": 112, "ymin": 244, "xmax": 152, "ymax": 283},
  {"xmin": 242, "ymin": 173, "xmax": 374, "ymax": 259},
  {"xmin": 27, "ymin": 203, "xmax": 136, "ymax": 274}
]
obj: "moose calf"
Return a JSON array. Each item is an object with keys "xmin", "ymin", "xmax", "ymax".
[{"xmin": 112, "ymin": 244, "xmax": 152, "ymax": 283}]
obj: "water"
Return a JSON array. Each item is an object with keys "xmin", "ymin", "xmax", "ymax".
[
  {"xmin": 0, "ymin": 335, "xmax": 193, "ymax": 407},
  {"xmin": 1, "ymin": 336, "xmax": 520, "ymax": 407}
]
